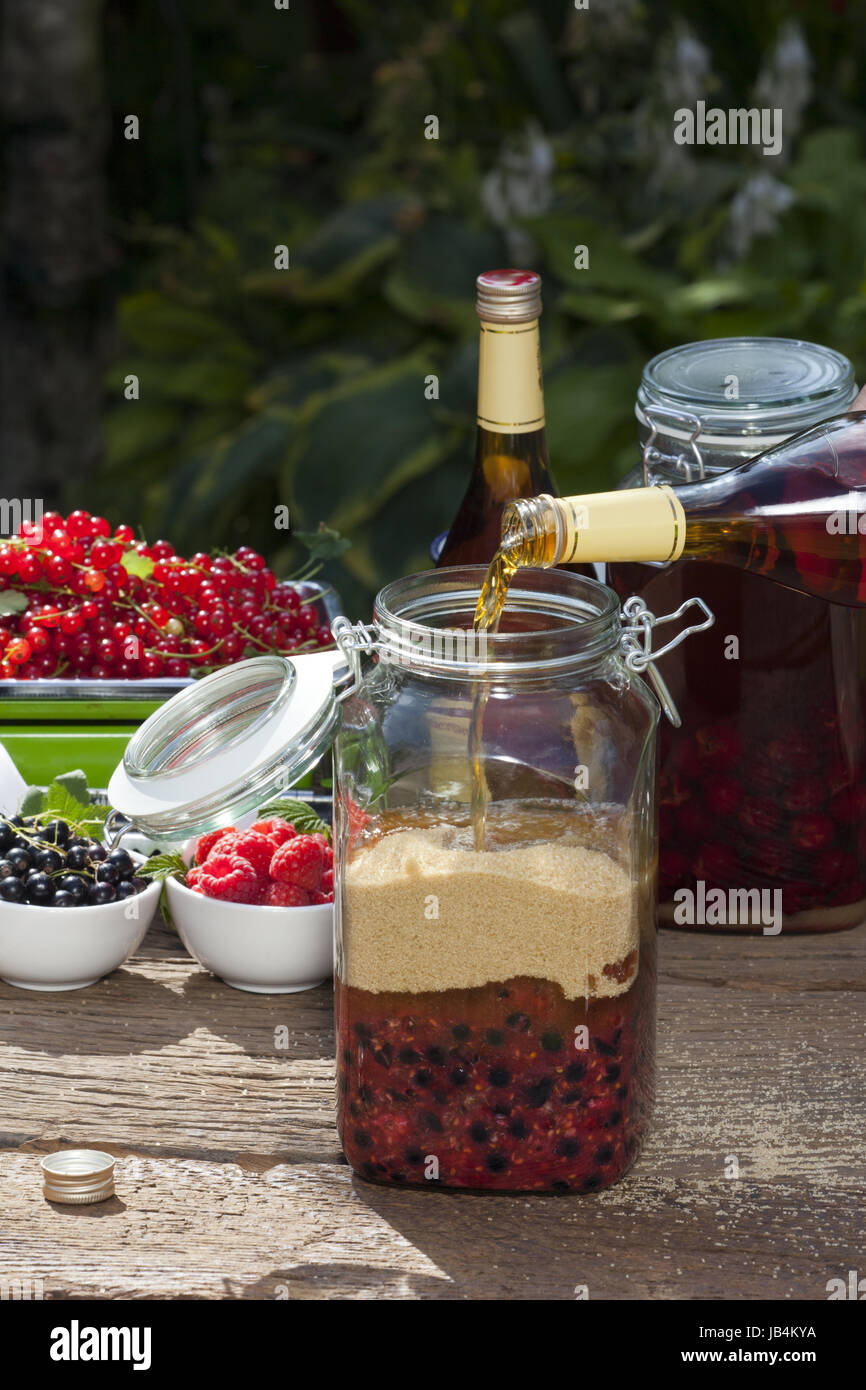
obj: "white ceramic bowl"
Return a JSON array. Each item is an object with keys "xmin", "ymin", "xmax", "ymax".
[
  {"xmin": 0, "ymin": 879, "xmax": 161, "ymax": 991},
  {"xmin": 165, "ymin": 876, "xmax": 333, "ymax": 993}
]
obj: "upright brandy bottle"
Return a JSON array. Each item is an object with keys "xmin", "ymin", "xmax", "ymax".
[{"xmin": 437, "ymin": 269, "xmax": 560, "ymax": 567}]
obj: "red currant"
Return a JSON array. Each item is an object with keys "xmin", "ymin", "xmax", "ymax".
[
  {"xmin": 7, "ymin": 637, "xmax": 32, "ymax": 665},
  {"xmin": 45, "ymin": 555, "xmax": 72, "ymax": 585},
  {"xmin": 17, "ymin": 553, "xmax": 42, "ymax": 582},
  {"xmin": 66, "ymin": 510, "xmax": 93, "ymax": 539},
  {"xmin": 89, "ymin": 540, "xmax": 120, "ymax": 570},
  {"xmin": 23, "ymin": 626, "xmax": 49, "ymax": 653}
]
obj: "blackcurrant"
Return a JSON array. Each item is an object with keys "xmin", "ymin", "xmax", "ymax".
[
  {"xmin": 6, "ymin": 847, "xmax": 31, "ymax": 876},
  {"xmin": 89, "ymin": 843, "xmax": 107, "ymax": 863},
  {"xmin": 96, "ymin": 861, "xmax": 119, "ymax": 885},
  {"xmin": 35, "ymin": 847, "xmax": 65, "ymax": 874},
  {"xmin": 107, "ymin": 848, "xmax": 134, "ymax": 879},
  {"xmin": 25, "ymin": 872, "xmax": 55, "ymax": 904},
  {"xmin": 115, "ymin": 880, "xmax": 140, "ymax": 900},
  {"xmin": 0, "ymin": 876, "xmax": 25, "ymax": 903},
  {"xmin": 57, "ymin": 875, "xmax": 87, "ymax": 903},
  {"xmin": 88, "ymin": 882, "xmax": 115, "ymax": 905},
  {"xmin": 0, "ymin": 823, "xmax": 13, "ymax": 853},
  {"xmin": 65, "ymin": 846, "xmax": 90, "ymax": 872},
  {"xmin": 42, "ymin": 819, "xmax": 70, "ymax": 847},
  {"xmin": 52, "ymin": 890, "xmax": 77, "ymax": 908}
]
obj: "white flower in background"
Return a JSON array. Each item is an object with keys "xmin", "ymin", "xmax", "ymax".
[
  {"xmin": 754, "ymin": 22, "xmax": 812, "ymax": 147},
  {"xmin": 659, "ymin": 29, "xmax": 712, "ymax": 109},
  {"xmin": 634, "ymin": 26, "xmax": 712, "ymax": 192},
  {"xmin": 728, "ymin": 172, "xmax": 796, "ymax": 260},
  {"xmin": 481, "ymin": 121, "xmax": 555, "ymax": 261}
]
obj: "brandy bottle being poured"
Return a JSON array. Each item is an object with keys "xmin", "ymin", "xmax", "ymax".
[{"xmin": 496, "ymin": 413, "xmax": 866, "ymax": 607}]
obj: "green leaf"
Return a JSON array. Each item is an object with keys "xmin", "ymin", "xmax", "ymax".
[
  {"xmin": 159, "ymin": 882, "xmax": 178, "ymax": 933},
  {"xmin": 543, "ymin": 362, "xmax": 640, "ymax": 491},
  {"xmin": 121, "ymin": 549, "xmax": 155, "ymax": 581},
  {"xmin": 529, "ymin": 213, "xmax": 677, "ymax": 302},
  {"xmin": 293, "ymin": 524, "xmax": 352, "ymax": 563},
  {"xmin": 53, "ymin": 770, "xmax": 90, "ymax": 804},
  {"xmin": 254, "ymin": 798, "xmax": 331, "ymax": 840},
  {"xmin": 40, "ymin": 782, "xmax": 106, "ymax": 837},
  {"xmin": 140, "ymin": 851, "xmax": 188, "ymax": 883},
  {"xmin": 103, "ymin": 404, "xmax": 180, "ymax": 469},
  {"xmin": 286, "ymin": 354, "xmax": 454, "ymax": 533},
  {"xmin": 166, "ymin": 414, "xmax": 292, "ymax": 537},
  {"xmin": 18, "ymin": 786, "xmax": 46, "ymax": 818},
  {"xmin": 0, "ymin": 591, "xmax": 28, "ymax": 616},
  {"xmin": 118, "ymin": 291, "xmax": 255, "ymax": 363}
]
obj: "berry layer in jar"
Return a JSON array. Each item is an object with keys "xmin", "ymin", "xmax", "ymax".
[
  {"xmin": 609, "ymin": 561, "xmax": 866, "ymax": 932},
  {"xmin": 337, "ymin": 967, "xmax": 654, "ymax": 1193}
]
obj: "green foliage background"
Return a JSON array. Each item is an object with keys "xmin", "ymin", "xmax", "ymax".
[{"xmin": 98, "ymin": 0, "xmax": 866, "ymax": 614}]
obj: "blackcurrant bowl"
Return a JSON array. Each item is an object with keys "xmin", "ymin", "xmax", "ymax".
[{"xmin": 0, "ymin": 879, "xmax": 161, "ymax": 991}]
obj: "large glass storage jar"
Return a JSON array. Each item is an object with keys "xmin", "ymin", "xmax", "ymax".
[
  {"xmin": 609, "ymin": 338, "xmax": 866, "ymax": 933},
  {"xmin": 334, "ymin": 566, "xmax": 668, "ymax": 1194}
]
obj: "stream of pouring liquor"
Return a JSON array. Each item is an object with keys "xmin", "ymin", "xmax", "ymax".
[{"xmin": 469, "ymin": 545, "xmax": 523, "ymax": 850}]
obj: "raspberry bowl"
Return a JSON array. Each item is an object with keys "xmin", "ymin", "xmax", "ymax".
[{"xmin": 165, "ymin": 875, "xmax": 333, "ymax": 993}]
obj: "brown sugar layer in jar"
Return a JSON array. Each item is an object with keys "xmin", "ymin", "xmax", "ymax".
[
  {"xmin": 341, "ymin": 806, "xmax": 638, "ymax": 1000},
  {"xmin": 337, "ymin": 972, "xmax": 654, "ymax": 1193},
  {"xmin": 337, "ymin": 802, "xmax": 653, "ymax": 1191}
]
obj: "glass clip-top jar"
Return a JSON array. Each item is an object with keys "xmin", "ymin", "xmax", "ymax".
[
  {"xmin": 330, "ymin": 568, "xmax": 711, "ymax": 1194},
  {"xmin": 106, "ymin": 569, "xmax": 712, "ymax": 1195},
  {"xmin": 608, "ymin": 336, "xmax": 866, "ymax": 933}
]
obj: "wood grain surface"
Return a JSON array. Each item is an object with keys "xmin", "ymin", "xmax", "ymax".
[{"xmin": 0, "ymin": 918, "xmax": 863, "ymax": 1301}]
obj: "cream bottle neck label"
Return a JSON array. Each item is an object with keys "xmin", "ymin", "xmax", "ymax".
[
  {"xmin": 563, "ymin": 487, "xmax": 686, "ymax": 563},
  {"xmin": 477, "ymin": 319, "xmax": 545, "ymax": 435}
]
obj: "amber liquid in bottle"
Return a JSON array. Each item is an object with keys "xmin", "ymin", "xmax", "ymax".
[{"xmin": 438, "ymin": 269, "xmax": 566, "ymax": 568}]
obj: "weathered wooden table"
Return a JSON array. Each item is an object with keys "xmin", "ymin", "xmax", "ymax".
[{"xmin": 1, "ymin": 917, "xmax": 862, "ymax": 1300}]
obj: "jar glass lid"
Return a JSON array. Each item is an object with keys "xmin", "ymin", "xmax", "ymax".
[
  {"xmin": 107, "ymin": 652, "xmax": 347, "ymax": 842},
  {"xmin": 638, "ymin": 337, "xmax": 856, "ymax": 440}
]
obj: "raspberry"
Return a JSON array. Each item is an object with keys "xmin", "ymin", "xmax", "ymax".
[
  {"xmin": 198, "ymin": 853, "xmax": 261, "ymax": 903},
  {"xmin": 321, "ymin": 867, "xmax": 334, "ymax": 894},
  {"xmin": 309, "ymin": 832, "xmax": 334, "ymax": 866},
  {"xmin": 252, "ymin": 817, "xmax": 297, "ymax": 847},
  {"xmin": 270, "ymin": 835, "xmax": 324, "ymax": 890},
  {"xmin": 225, "ymin": 830, "xmax": 275, "ymax": 880},
  {"xmin": 194, "ymin": 827, "xmax": 234, "ymax": 864},
  {"xmin": 790, "ymin": 814, "xmax": 835, "ymax": 851},
  {"xmin": 703, "ymin": 774, "xmax": 742, "ymax": 817},
  {"xmin": 187, "ymin": 865, "xmax": 203, "ymax": 887},
  {"xmin": 264, "ymin": 881, "xmax": 311, "ymax": 907}
]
